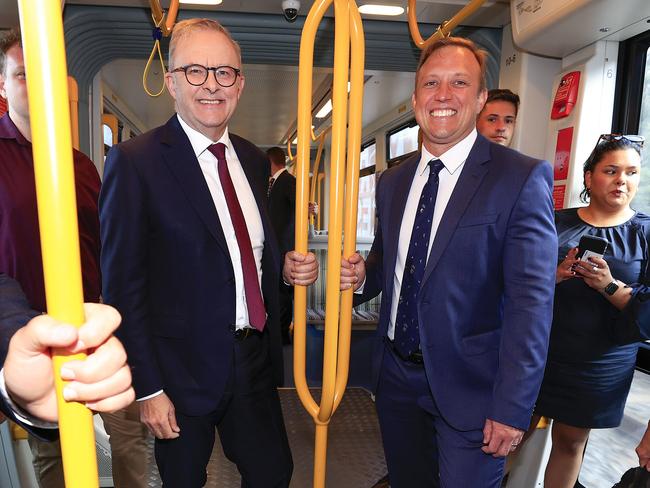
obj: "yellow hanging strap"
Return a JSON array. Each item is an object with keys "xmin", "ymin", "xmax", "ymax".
[
  {"xmin": 143, "ymin": 0, "xmax": 180, "ymax": 97},
  {"xmin": 407, "ymin": 0, "xmax": 486, "ymax": 49},
  {"xmin": 17, "ymin": 0, "xmax": 97, "ymax": 486},
  {"xmin": 142, "ymin": 14, "xmax": 167, "ymax": 97},
  {"xmin": 293, "ymin": 0, "xmax": 364, "ymax": 487}
]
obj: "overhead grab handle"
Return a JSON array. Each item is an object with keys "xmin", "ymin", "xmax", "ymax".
[
  {"xmin": 143, "ymin": 0, "xmax": 180, "ymax": 97},
  {"xmin": 407, "ymin": 0, "xmax": 486, "ymax": 49}
]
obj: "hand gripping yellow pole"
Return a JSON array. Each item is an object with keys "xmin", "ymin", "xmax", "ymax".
[
  {"xmin": 17, "ymin": 0, "xmax": 98, "ymax": 487},
  {"xmin": 408, "ymin": 0, "xmax": 486, "ymax": 49},
  {"xmin": 293, "ymin": 0, "xmax": 364, "ymax": 486}
]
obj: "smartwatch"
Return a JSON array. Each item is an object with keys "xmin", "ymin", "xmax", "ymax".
[{"xmin": 603, "ymin": 281, "xmax": 619, "ymax": 296}]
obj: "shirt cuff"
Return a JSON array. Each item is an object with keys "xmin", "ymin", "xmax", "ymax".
[
  {"xmin": 0, "ymin": 369, "xmax": 58, "ymax": 429},
  {"xmin": 354, "ymin": 277, "xmax": 366, "ymax": 294},
  {"xmin": 137, "ymin": 390, "xmax": 163, "ymax": 402}
]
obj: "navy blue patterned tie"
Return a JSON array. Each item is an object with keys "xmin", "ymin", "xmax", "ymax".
[{"xmin": 394, "ymin": 159, "xmax": 445, "ymax": 358}]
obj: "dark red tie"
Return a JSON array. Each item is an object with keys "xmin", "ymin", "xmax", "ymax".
[{"xmin": 208, "ymin": 142, "xmax": 266, "ymax": 331}]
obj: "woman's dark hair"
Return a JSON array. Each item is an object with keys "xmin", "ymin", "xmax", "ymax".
[{"xmin": 580, "ymin": 135, "xmax": 643, "ymax": 203}]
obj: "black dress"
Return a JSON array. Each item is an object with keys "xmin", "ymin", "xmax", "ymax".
[{"xmin": 535, "ymin": 208, "xmax": 650, "ymax": 428}]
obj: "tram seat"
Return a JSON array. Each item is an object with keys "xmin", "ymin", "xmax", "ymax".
[{"xmin": 305, "ymin": 307, "xmax": 378, "ymax": 389}]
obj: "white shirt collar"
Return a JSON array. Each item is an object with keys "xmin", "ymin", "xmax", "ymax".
[
  {"xmin": 418, "ymin": 129, "xmax": 478, "ymax": 176},
  {"xmin": 176, "ymin": 114, "xmax": 231, "ymax": 158},
  {"xmin": 271, "ymin": 167, "xmax": 286, "ymax": 180}
]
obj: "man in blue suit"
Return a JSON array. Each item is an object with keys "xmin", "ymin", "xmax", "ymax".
[
  {"xmin": 341, "ymin": 37, "xmax": 557, "ymax": 487},
  {"xmin": 99, "ymin": 18, "xmax": 318, "ymax": 487}
]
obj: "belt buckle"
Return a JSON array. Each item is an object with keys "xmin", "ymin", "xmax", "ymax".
[
  {"xmin": 386, "ymin": 337, "xmax": 424, "ymax": 365},
  {"xmin": 234, "ymin": 328, "xmax": 253, "ymax": 340},
  {"xmin": 407, "ymin": 351, "xmax": 424, "ymax": 364}
]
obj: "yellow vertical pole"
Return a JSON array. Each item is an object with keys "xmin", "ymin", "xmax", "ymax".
[
  {"xmin": 333, "ymin": 0, "xmax": 364, "ymax": 409},
  {"xmin": 316, "ymin": 173, "xmax": 324, "ymax": 230},
  {"xmin": 67, "ymin": 76, "xmax": 79, "ymax": 150},
  {"xmin": 17, "ymin": 1, "xmax": 98, "ymax": 487},
  {"xmin": 294, "ymin": 0, "xmax": 364, "ymax": 486}
]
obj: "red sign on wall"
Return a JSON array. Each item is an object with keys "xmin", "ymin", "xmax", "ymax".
[
  {"xmin": 553, "ymin": 185, "xmax": 566, "ymax": 210},
  {"xmin": 553, "ymin": 127, "xmax": 573, "ymax": 181},
  {"xmin": 0, "ymin": 97, "xmax": 6, "ymax": 117}
]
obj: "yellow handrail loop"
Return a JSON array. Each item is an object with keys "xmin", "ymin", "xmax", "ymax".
[
  {"xmin": 17, "ymin": 0, "xmax": 97, "ymax": 486},
  {"xmin": 142, "ymin": 0, "xmax": 180, "ymax": 97},
  {"xmin": 294, "ymin": 0, "xmax": 364, "ymax": 486},
  {"xmin": 407, "ymin": 0, "xmax": 486, "ymax": 49}
]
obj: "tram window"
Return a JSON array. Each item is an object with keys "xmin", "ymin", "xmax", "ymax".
[
  {"xmin": 386, "ymin": 119, "xmax": 419, "ymax": 166},
  {"xmin": 358, "ymin": 141, "xmax": 376, "ymax": 238},
  {"xmin": 103, "ymin": 124, "xmax": 113, "ymax": 148},
  {"xmin": 635, "ymin": 46, "xmax": 650, "ymax": 213}
]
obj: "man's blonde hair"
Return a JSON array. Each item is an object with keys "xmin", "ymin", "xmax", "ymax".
[{"xmin": 168, "ymin": 18, "xmax": 242, "ymax": 69}]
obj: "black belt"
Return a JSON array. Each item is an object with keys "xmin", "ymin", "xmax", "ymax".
[
  {"xmin": 234, "ymin": 327, "xmax": 263, "ymax": 341},
  {"xmin": 386, "ymin": 337, "xmax": 424, "ymax": 365}
]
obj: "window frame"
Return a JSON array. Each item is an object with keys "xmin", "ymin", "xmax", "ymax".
[
  {"xmin": 359, "ymin": 138, "xmax": 376, "ymax": 178},
  {"xmin": 385, "ymin": 118, "xmax": 419, "ymax": 167},
  {"xmin": 612, "ymin": 29, "xmax": 650, "ymax": 133},
  {"xmin": 612, "ymin": 29, "xmax": 650, "ymax": 372}
]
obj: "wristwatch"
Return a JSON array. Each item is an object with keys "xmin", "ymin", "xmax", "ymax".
[{"xmin": 603, "ymin": 281, "xmax": 619, "ymax": 296}]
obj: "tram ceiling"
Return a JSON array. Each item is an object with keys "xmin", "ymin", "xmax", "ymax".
[{"xmin": 0, "ymin": 2, "xmax": 502, "ymax": 150}]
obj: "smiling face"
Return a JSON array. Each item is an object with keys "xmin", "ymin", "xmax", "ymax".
[
  {"xmin": 585, "ymin": 148, "xmax": 641, "ymax": 211},
  {"xmin": 476, "ymin": 100, "xmax": 517, "ymax": 146},
  {"xmin": 165, "ymin": 29, "xmax": 244, "ymax": 141},
  {"xmin": 0, "ymin": 44, "xmax": 30, "ymax": 137},
  {"xmin": 412, "ymin": 45, "xmax": 487, "ymax": 156}
]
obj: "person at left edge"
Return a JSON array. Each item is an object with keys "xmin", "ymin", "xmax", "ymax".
[
  {"xmin": 0, "ymin": 273, "xmax": 134, "ymax": 431},
  {"xmin": 99, "ymin": 18, "xmax": 318, "ymax": 488}
]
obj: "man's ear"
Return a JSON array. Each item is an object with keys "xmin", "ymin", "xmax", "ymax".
[
  {"xmin": 164, "ymin": 72, "xmax": 176, "ymax": 100},
  {"xmin": 236, "ymin": 74, "xmax": 245, "ymax": 101},
  {"xmin": 476, "ymin": 88, "xmax": 488, "ymax": 115}
]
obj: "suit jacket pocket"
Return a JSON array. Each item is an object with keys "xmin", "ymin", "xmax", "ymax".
[
  {"xmin": 462, "ymin": 328, "xmax": 501, "ymax": 356},
  {"xmin": 151, "ymin": 317, "xmax": 186, "ymax": 339},
  {"xmin": 457, "ymin": 212, "xmax": 499, "ymax": 228}
]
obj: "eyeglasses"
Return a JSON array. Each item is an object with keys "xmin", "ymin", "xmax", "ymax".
[
  {"xmin": 596, "ymin": 133, "xmax": 645, "ymax": 148},
  {"xmin": 170, "ymin": 64, "xmax": 241, "ymax": 87}
]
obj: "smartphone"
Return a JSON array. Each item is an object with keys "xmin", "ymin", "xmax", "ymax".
[{"xmin": 576, "ymin": 235, "xmax": 608, "ymax": 261}]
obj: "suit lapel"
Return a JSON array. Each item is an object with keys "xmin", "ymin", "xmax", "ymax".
[
  {"xmin": 384, "ymin": 154, "xmax": 420, "ymax": 299},
  {"xmin": 422, "ymin": 136, "xmax": 491, "ymax": 286},
  {"xmin": 159, "ymin": 117, "xmax": 229, "ymax": 256}
]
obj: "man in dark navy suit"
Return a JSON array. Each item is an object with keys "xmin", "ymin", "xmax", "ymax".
[
  {"xmin": 100, "ymin": 18, "xmax": 318, "ymax": 487},
  {"xmin": 341, "ymin": 37, "xmax": 557, "ymax": 487},
  {"xmin": 0, "ymin": 273, "xmax": 134, "ymax": 433},
  {"xmin": 266, "ymin": 146, "xmax": 295, "ymax": 344}
]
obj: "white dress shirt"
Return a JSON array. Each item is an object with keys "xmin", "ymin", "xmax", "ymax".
[
  {"xmin": 177, "ymin": 115, "xmax": 265, "ymax": 330},
  {"xmin": 387, "ymin": 130, "xmax": 478, "ymax": 340},
  {"xmin": 271, "ymin": 167, "xmax": 286, "ymax": 181}
]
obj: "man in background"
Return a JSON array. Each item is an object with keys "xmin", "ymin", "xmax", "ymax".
[
  {"xmin": 267, "ymin": 146, "xmax": 296, "ymax": 344},
  {"xmin": 476, "ymin": 88, "xmax": 520, "ymax": 147},
  {"xmin": 0, "ymin": 29, "xmax": 148, "ymax": 488}
]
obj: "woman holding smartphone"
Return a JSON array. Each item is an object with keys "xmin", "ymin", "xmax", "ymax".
[{"xmin": 526, "ymin": 134, "xmax": 649, "ymax": 488}]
